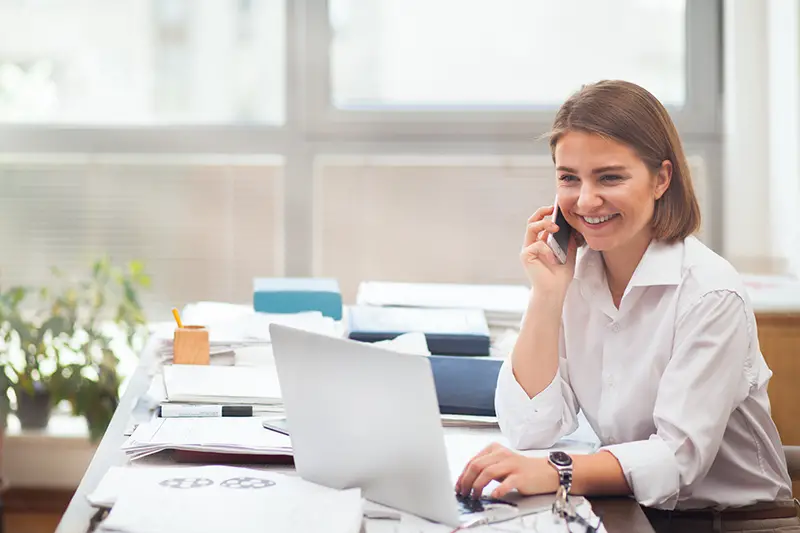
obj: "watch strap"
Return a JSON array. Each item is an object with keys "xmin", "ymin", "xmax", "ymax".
[{"xmin": 558, "ymin": 469, "xmax": 573, "ymax": 492}]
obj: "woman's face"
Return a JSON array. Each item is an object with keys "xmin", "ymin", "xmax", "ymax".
[{"xmin": 553, "ymin": 131, "xmax": 671, "ymax": 253}]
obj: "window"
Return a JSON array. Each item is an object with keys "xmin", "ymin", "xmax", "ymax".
[
  {"xmin": 0, "ymin": 0, "xmax": 285, "ymax": 124},
  {"xmin": 329, "ymin": 0, "xmax": 686, "ymax": 110},
  {"xmin": 0, "ymin": 0, "xmax": 722, "ymax": 319}
]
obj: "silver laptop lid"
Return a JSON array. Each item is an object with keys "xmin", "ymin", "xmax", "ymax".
[{"xmin": 269, "ymin": 324, "xmax": 461, "ymax": 526}]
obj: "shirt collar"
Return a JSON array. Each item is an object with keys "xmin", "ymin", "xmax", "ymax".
[{"xmin": 574, "ymin": 238, "xmax": 684, "ymax": 289}]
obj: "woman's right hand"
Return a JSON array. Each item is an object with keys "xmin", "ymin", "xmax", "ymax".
[{"xmin": 520, "ymin": 205, "xmax": 577, "ymax": 298}]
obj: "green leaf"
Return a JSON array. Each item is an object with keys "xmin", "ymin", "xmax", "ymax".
[
  {"xmin": 123, "ymin": 280, "xmax": 139, "ymax": 308},
  {"xmin": 128, "ymin": 260, "xmax": 145, "ymax": 277},
  {"xmin": 10, "ymin": 286, "xmax": 27, "ymax": 306}
]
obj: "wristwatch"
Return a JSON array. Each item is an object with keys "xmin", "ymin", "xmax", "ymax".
[{"xmin": 548, "ymin": 451, "xmax": 574, "ymax": 494}]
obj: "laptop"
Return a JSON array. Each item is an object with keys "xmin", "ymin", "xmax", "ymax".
[{"xmin": 268, "ymin": 324, "xmax": 554, "ymax": 528}]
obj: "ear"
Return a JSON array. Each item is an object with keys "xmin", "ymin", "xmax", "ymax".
[{"xmin": 654, "ymin": 160, "xmax": 672, "ymax": 200}]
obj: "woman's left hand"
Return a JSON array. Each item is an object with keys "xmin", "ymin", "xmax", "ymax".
[{"xmin": 455, "ymin": 443, "xmax": 559, "ymax": 499}]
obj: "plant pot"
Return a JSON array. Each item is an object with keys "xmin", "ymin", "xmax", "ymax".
[{"xmin": 15, "ymin": 385, "xmax": 51, "ymax": 430}]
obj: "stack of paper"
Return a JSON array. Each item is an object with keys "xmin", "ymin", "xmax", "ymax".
[
  {"xmin": 151, "ymin": 302, "xmax": 341, "ymax": 364},
  {"xmin": 356, "ymin": 281, "xmax": 530, "ymax": 329},
  {"xmin": 440, "ymin": 414, "xmax": 498, "ymax": 428},
  {"xmin": 121, "ymin": 417, "xmax": 293, "ymax": 461},
  {"xmin": 347, "ymin": 306, "xmax": 491, "ymax": 356},
  {"xmin": 162, "ymin": 364, "xmax": 282, "ymax": 406},
  {"xmin": 148, "ymin": 334, "xmax": 431, "ymax": 422},
  {"xmin": 94, "ymin": 465, "xmax": 363, "ymax": 533}
]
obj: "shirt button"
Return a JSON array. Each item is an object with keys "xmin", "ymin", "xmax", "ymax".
[{"xmin": 610, "ymin": 323, "xmax": 621, "ymax": 333}]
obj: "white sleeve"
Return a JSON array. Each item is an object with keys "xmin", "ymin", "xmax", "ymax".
[
  {"xmin": 601, "ymin": 290, "xmax": 754, "ymax": 508},
  {"xmin": 495, "ymin": 323, "xmax": 580, "ymax": 450}
]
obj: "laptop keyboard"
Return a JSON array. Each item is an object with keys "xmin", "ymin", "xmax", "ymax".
[{"xmin": 455, "ymin": 493, "xmax": 516, "ymax": 515}]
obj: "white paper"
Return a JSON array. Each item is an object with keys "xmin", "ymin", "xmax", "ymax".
[
  {"xmin": 180, "ymin": 301, "xmax": 254, "ymax": 325},
  {"xmin": 440, "ymin": 414, "xmax": 498, "ymax": 428},
  {"xmin": 89, "ymin": 465, "xmax": 206, "ymax": 508},
  {"xmin": 233, "ymin": 344, "xmax": 275, "ymax": 367},
  {"xmin": 242, "ymin": 311, "xmax": 339, "ymax": 341},
  {"xmin": 363, "ymin": 498, "xmax": 605, "ymax": 533},
  {"xmin": 162, "ymin": 364, "xmax": 282, "ymax": 404},
  {"xmin": 372, "ymin": 332, "xmax": 431, "ymax": 355},
  {"xmin": 100, "ymin": 465, "xmax": 363, "ymax": 533},
  {"xmin": 357, "ymin": 281, "xmax": 530, "ymax": 316},
  {"xmin": 121, "ymin": 417, "xmax": 292, "ymax": 461},
  {"xmin": 151, "ymin": 304, "xmax": 342, "ymax": 359}
]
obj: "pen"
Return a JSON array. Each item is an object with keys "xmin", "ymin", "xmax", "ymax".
[
  {"xmin": 171, "ymin": 307, "xmax": 183, "ymax": 328},
  {"xmin": 159, "ymin": 404, "xmax": 275, "ymax": 418}
]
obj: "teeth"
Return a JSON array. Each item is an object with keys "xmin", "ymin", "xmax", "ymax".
[{"xmin": 584, "ymin": 214, "xmax": 616, "ymax": 225}]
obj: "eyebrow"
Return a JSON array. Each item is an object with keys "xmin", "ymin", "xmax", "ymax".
[{"xmin": 556, "ymin": 165, "xmax": 628, "ymax": 174}]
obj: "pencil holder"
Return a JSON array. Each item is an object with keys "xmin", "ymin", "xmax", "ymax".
[{"xmin": 173, "ymin": 325, "xmax": 210, "ymax": 365}]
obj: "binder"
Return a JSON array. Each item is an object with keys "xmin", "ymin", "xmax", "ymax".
[
  {"xmin": 347, "ymin": 305, "xmax": 491, "ymax": 356},
  {"xmin": 253, "ymin": 277, "xmax": 343, "ymax": 320},
  {"xmin": 428, "ymin": 355, "xmax": 502, "ymax": 416},
  {"xmin": 172, "ymin": 450, "xmax": 295, "ymax": 465}
]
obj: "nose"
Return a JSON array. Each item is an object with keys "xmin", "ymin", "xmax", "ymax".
[{"xmin": 576, "ymin": 182, "xmax": 603, "ymax": 212}]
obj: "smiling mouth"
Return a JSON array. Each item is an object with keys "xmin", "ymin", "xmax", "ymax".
[{"xmin": 580, "ymin": 213, "xmax": 620, "ymax": 226}]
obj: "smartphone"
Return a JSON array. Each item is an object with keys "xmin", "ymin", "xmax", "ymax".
[{"xmin": 546, "ymin": 195, "xmax": 572, "ymax": 264}]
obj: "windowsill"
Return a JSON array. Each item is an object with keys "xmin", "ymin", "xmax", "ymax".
[
  {"xmin": 6, "ymin": 413, "xmax": 90, "ymax": 442},
  {"xmin": 3, "ymin": 413, "xmax": 97, "ymax": 489}
]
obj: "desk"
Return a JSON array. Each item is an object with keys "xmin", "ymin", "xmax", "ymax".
[
  {"xmin": 754, "ymin": 311, "xmax": 800, "ymax": 496},
  {"xmin": 755, "ymin": 312, "xmax": 800, "ymax": 445},
  {"xmin": 55, "ymin": 339, "xmax": 654, "ymax": 533},
  {"xmin": 746, "ymin": 276, "xmax": 800, "ymax": 446}
]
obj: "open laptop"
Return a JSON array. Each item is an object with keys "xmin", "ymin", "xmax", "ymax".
[{"xmin": 268, "ymin": 324, "xmax": 554, "ymax": 528}]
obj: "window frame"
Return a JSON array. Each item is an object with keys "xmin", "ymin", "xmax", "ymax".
[
  {"xmin": 302, "ymin": 0, "xmax": 721, "ymax": 140},
  {"xmin": 0, "ymin": 0, "xmax": 723, "ymax": 276}
]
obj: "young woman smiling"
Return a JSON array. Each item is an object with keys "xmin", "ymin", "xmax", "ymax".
[{"xmin": 456, "ymin": 80, "xmax": 797, "ymax": 533}]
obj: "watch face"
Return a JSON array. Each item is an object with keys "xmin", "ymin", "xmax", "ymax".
[{"xmin": 550, "ymin": 451, "xmax": 573, "ymax": 467}]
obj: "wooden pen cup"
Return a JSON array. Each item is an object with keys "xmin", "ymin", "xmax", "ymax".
[{"xmin": 173, "ymin": 325, "xmax": 210, "ymax": 365}]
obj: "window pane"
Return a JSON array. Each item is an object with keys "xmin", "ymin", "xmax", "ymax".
[
  {"xmin": 330, "ymin": 0, "xmax": 685, "ymax": 110},
  {"xmin": 0, "ymin": 0, "xmax": 285, "ymax": 124}
]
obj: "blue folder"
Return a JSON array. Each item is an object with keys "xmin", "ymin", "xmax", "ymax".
[
  {"xmin": 253, "ymin": 277, "xmax": 343, "ymax": 320},
  {"xmin": 428, "ymin": 355, "xmax": 502, "ymax": 417}
]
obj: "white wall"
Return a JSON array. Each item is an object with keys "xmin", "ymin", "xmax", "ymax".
[{"xmin": 723, "ymin": 0, "xmax": 800, "ymax": 276}]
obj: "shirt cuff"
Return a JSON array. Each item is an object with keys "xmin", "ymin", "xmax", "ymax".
[
  {"xmin": 601, "ymin": 438, "xmax": 680, "ymax": 509},
  {"xmin": 495, "ymin": 360, "xmax": 567, "ymax": 444}
]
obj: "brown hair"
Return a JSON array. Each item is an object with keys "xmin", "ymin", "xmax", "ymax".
[{"xmin": 548, "ymin": 80, "xmax": 701, "ymax": 243}]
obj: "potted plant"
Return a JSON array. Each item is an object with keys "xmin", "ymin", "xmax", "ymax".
[
  {"xmin": 0, "ymin": 285, "xmax": 64, "ymax": 430},
  {"xmin": 0, "ymin": 256, "xmax": 151, "ymax": 440}
]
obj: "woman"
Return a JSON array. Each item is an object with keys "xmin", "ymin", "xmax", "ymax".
[{"xmin": 455, "ymin": 80, "xmax": 798, "ymax": 532}]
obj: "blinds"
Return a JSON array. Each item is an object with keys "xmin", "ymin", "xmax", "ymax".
[
  {"xmin": 0, "ymin": 152, "xmax": 708, "ymax": 316},
  {"xmin": 314, "ymin": 155, "xmax": 708, "ymax": 302},
  {"xmin": 0, "ymin": 156, "xmax": 283, "ymax": 321}
]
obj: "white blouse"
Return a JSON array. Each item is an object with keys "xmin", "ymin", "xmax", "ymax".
[{"xmin": 496, "ymin": 236, "xmax": 793, "ymax": 510}]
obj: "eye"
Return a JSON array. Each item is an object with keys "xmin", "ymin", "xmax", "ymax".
[
  {"xmin": 600, "ymin": 174, "xmax": 622, "ymax": 182},
  {"xmin": 559, "ymin": 174, "xmax": 578, "ymax": 182}
]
